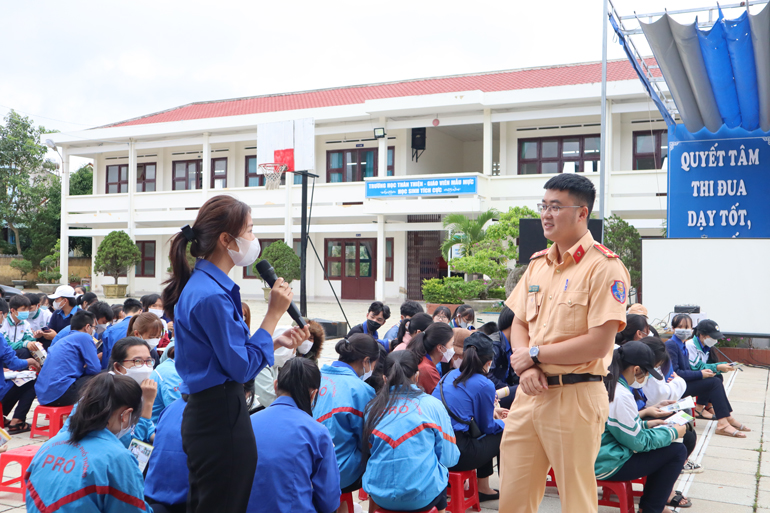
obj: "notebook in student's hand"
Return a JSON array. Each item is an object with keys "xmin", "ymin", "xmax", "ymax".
[
  {"xmin": 128, "ymin": 439, "xmax": 154, "ymax": 473},
  {"xmin": 660, "ymin": 396, "xmax": 695, "ymax": 413}
]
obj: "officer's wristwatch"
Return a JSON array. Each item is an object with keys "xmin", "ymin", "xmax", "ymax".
[{"xmin": 529, "ymin": 346, "xmax": 541, "ymax": 365}]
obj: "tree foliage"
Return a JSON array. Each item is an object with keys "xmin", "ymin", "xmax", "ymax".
[
  {"xmin": 258, "ymin": 240, "xmax": 301, "ymax": 284},
  {"xmin": 94, "ymin": 231, "xmax": 142, "ymax": 284},
  {"xmin": 448, "ymin": 239, "xmax": 512, "ymax": 283},
  {"xmin": 484, "ymin": 206, "xmax": 540, "ymax": 262},
  {"xmin": 440, "ymin": 209, "xmax": 498, "ymax": 259},
  {"xmin": 23, "ymin": 174, "xmax": 62, "ymax": 267},
  {"xmin": 603, "ymin": 215, "xmax": 642, "ymax": 295},
  {"xmin": 9, "ymin": 259, "xmax": 32, "ymax": 280},
  {"xmin": 69, "ymin": 164, "xmax": 93, "ymax": 196}
]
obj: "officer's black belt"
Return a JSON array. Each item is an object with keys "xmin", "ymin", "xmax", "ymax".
[{"xmin": 546, "ymin": 373, "xmax": 603, "ymax": 386}]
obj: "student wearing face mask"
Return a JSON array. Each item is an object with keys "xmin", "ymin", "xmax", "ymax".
[
  {"xmin": 162, "ymin": 195, "xmax": 306, "ymax": 513},
  {"xmin": 595, "ymin": 341, "xmax": 689, "ymax": 513},
  {"xmin": 313, "ymin": 334, "xmax": 380, "ymax": 510},
  {"xmin": 51, "ymin": 301, "xmax": 114, "ymax": 348},
  {"xmin": 0, "ymin": 295, "xmax": 41, "ymax": 354},
  {"xmin": 666, "ymin": 314, "xmax": 747, "ymax": 438},
  {"xmin": 24, "ymin": 294, "xmax": 50, "ymax": 342},
  {"xmin": 383, "ymin": 301, "xmax": 424, "ymax": 350},
  {"xmin": 391, "ymin": 312, "xmax": 433, "ymax": 352},
  {"xmin": 45, "ymin": 285, "xmax": 80, "ymax": 338},
  {"xmin": 296, "ymin": 320, "xmax": 325, "ymax": 363},
  {"xmin": 432, "ymin": 332, "xmax": 507, "ymax": 503},
  {"xmin": 432, "ymin": 306, "xmax": 452, "ymax": 324},
  {"xmin": 25, "ymin": 373, "xmax": 152, "ymax": 513},
  {"xmin": 127, "ymin": 311, "xmax": 164, "ymax": 367},
  {"xmin": 101, "ymin": 298, "xmax": 144, "ymax": 370},
  {"xmin": 449, "ymin": 328, "xmax": 471, "ymax": 370},
  {"xmin": 687, "ymin": 319, "xmax": 734, "ymax": 375},
  {"xmin": 407, "ymin": 322, "xmax": 455, "ymax": 394},
  {"xmin": 451, "ymin": 304, "xmax": 476, "ymax": 331},
  {"xmin": 346, "ymin": 301, "xmax": 391, "ymax": 349},
  {"xmin": 248, "ymin": 358, "xmax": 341, "ymax": 513},
  {"xmin": 141, "ymin": 294, "xmax": 172, "ymax": 348}
]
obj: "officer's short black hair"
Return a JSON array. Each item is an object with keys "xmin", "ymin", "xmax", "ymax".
[
  {"xmin": 71, "ymin": 310, "xmax": 96, "ymax": 331},
  {"xmin": 9, "ymin": 295, "xmax": 30, "ymax": 311},
  {"xmin": 123, "ymin": 298, "xmax": 143, "ymax": 315},
  {"xmin": 368, "ymin": 301, "xmax": 391, "ymax": 321},
  {"xmin": 497, "ymin": 306, "xmax": 515, "ymax": 332},
  {"xmin": 400, "ymin": 301, "xmax": 423, "ymax": 318},
  {"xmin": 544, "ymin": 174, "xmax": 596, "ymax": 215}
]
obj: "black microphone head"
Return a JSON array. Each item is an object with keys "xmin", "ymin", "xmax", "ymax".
[{"xmin": 255, "ymin": 260, "xmax": 274, "ymax": 275}]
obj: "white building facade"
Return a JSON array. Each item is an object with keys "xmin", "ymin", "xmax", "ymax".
[{"xmin": 49, "ymin": 59, "xmax": 670, "ymax": 302}]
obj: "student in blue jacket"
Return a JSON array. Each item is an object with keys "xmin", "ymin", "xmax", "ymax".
[
  {"xmin": 25, "ymin": 372, "xmax": 152, "ymax": 513},
  {"xmin": 248, "ymin": 358, "xmax": 340, "ymax": 513},
  {"xmin": 432, "ymin": 331, "xmax": 505, "ymax": 503},
  {"xmin": 363, "ymin": 350, "xmax": 459, "ymax": 513},
  {"xmin": 666, "ymin": 314, "xmax": 747, "ymax": 438},
  {"xmin": 101, "ymin": 298, "xmax": 143, "ymax": 370},
  {"xmin": 150, "ymin": 343, "xmax": 182, "ymax": 424},
  {"xmin": 313, "ymin": 334, "xmax": 380, "ymax": 505},
  {"xmin": 383, "ymin": 301, "xmax": 424, "ymax": 350},
  {"xmin": 451, "ymin": 304, "xmax": 475, "ymax": 331},
  {"xmin": 36, "ymin": 310, "xmax": 102, "ymax": 407},
  {"xmin": 161, "ymin": 195, "xmax": 307, "ymax": 513}
]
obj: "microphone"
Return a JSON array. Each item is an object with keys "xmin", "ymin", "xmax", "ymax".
[{"xmin": 255, "ymin": 260, "xmax": 307, "ymax": 329}]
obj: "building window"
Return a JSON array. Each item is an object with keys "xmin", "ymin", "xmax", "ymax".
[
  {"xmin": 326, "ymin": 147, "xmax": 395, "ymax": 182},
  {"xmin": 387, "ymin": 148, "xmax": 395, "ymax": 176},
  {"xmin": 173, "ymin": 160, "xmax": 202, "ymax": 191},
  {"xmin": 325, "ymin": 240, "xmax": 343, "ymax": 279},
  {"xmin": 245, "ymin": 156, "xmax": 263, "ymax": 187},
  {"xmin": 633, "ymin": 130, "xmax": 668, "ymax": 170},
  {"xmin": 386, "ymin": 237, "xmax": 394, "ymax": 281},
  {"xmin": 137, "ymin": 163, "xmax": 157, "ymax": 192},
  {"xmin": 517, "ymin": 135, "xmax": 601, "ymax": 175},
  {"xmin": 211, "ymin": 158, "xmax": 228, "ymax": 189},
  {"xmin": 106, "ymin": 164, "xmax": 128, "ymax": 194},
  {"xmin": 135, "ymin": 241, "xmax": 156, "ymax": 278}
]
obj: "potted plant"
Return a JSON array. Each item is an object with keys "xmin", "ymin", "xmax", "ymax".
[
  {"xmin": 68, "ymin": 273, "xmax": 81, "ymax": 288},
  {"xmin": 9, "ymin": 259, "xmax": 32, "ymax": 289},
  {"xmin": 255, "ymin": 240, "xmax": 300, "ymax": 303},
  {"xmin": 94, "ymin": 231, "xmax": 142, "ymax": 298}
]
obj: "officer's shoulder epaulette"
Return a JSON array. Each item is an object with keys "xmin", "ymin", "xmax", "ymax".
[
  {"xmin": 530, "ymin": 249, "xmax": 549, "ymax": 260},
  {"xmin": 593, "ymin": 243, "xmax": 619, "ymax": 258}
]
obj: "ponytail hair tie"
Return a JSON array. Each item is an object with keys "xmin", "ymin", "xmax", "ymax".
[
  {"xmin": 344, "ymin": 338, "xmax": 351, "ymax": 346},
  {"xmin": 181, "ymin": 225, "xmax": 197, "ymax": 242}
]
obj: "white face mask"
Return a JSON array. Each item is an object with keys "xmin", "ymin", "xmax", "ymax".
[
  {"xmin": 458, "ymin": 320, "xmax": 468, "ymax": 329},
  {"xmin": 116, "ymin": 410, "xmax": 135, "ymax": 440},
  {"xmin": 629, "ymin": 372, "xmax": 649, "ymax": 389},
  {"xmin": 52, "ymin": 299, "xmax": 64, "ymax": 311},
  {"xmin": 703, "ymin": 336, "xmax": 719, "ymax": 348},
  {"xmin": 297, "ymin": 339, "xmax": 313, "ymax": 355},
  {"xmin": 121, "ymin": 363, "xmax": 153, "ymax": 385},
  {"xmin": 228, "ymin": 236, "xmax": 261, "ymax": 267},
  {"xmin": 452, "ymin": 357, "xmax": 463, "ymax": 370},
  {"xmin": 675, "ymin": 328, "xmax": 693, "ymax": 341},
  {"xmin": 149, "ymin": 308, "xmax": 164, "ymax": 319},
  {"xmin": 441, "ymin": 346, "xmax": 455, "ymax": 363},
  {"xmin": 361, "ymin": 360, "xmax": 373, "ymax": 381},
  {"xmin": 145, "ymin": 337, "xmax": 161, "ymax": 350},
  {"xmin": 273, "ymin": 346, "xmax": 295, "ymax": 367}
]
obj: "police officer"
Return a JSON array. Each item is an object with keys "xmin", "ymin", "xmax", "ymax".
[{"xmin": 500, "ymin": 174, "xmax": 630, "ymax": 513}]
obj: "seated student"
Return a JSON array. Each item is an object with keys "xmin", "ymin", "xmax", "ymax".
[
  {"xmin": 77, "ymin": 291, "xmax": 98, "ymax": 310},
  {"xmin": 0, "ymin": 294, "xmax": 41, "ymax": 354},
  {"xmin": 432, "ymin": 332, "xmax": 506, "ymax": 503},
  {"xmin": 391, "ymin": 312, "xmax": 433, "ymax": 352},
  {"xmin": 666, "ymin": 314, "xmax": 747, "ymax": 438},
  {"xmin": 248, "ymin": 358, "xmax": 341, "ymax": 513},
  {"xmin": 614, "ymin": 314, "xmax": 650, "ymax": 347},
  {"xmin": 477, "ymin": 322, "xmax": 499, "ymax": 336},
  {"xmin": 296, "ymin": 320, "xmax": 326, "ymax": 363},
  {"xmin": 595, "ymin": 341, "xmax": 690, "ymax": 513},
  {"xmin": 108, "ymin": 336, "xmax": 158, "ymax": 447},
  {"xmin": 25, "ymin": 373, "xmax": 152, "ymax": 513},
  {"xmin": 363, "ymin": 351, "xmax": 459, "ymax": 513},
  {"xmin": 383, "ymin": 301, "xmax": 424, "ymax": 349},
  {"xmin": 407, "ymin": 322, "xmax": 454, "ymax": 395},
  {"xmin": 45, "ymin": 285, "xmax": 80, "ymax": 342},
  {"xmin": 142, "ymin": 293, "xmax": 171, "ymax": 348},
  {"xmin": 346, "ymin": 301, "xmax": 391, "ymax": 348},
  {"xmin": 150, "ymin": 338, "xmax": 182, "ymax": 424},
  {"xmin": 432, "ymin": 306, "xmax": 452, "ymax": 324},
  {"xmin": 365, "ymin": 344, "xmax": 389, "ymax": 394},
  {"xmin": 111, "ymin": 304, "xmax": 125, "ymax": 325},
  {"xmin": 449, "ymin": 328, "xmax": 471, "ymax": 370},
  {"xmin": 485, "ymin": 306, "xmax": 519, "ymax": 409},
  {"xmin": 25, "ymin": 293, "xmax": 51, "ymax": 344},
  {"xmin": 73, "ymin": 285, "xmax": 87, "ymax": 296},
  {"xmin": 36, "ymin": 310, "xmax": 102, "ymax": 408},
  {"xmin": 686, "ymin": 319, "xmax": 733, "ymax": 375},
  {"xmin": 52, "ymin": 300, "xmax": 114, "ymax": 348},
  {"xmin": 127, "ymin": 311, "xmax": 164, "ymax": 366},
  {"xmin": 451, "ymin": 304, "xmax": 475, "ymax": 331},
  {"xmin": 101, "ymin": 298, "xmax": 143, "ymax": 370},
  {"xmin": 0, "ymin": 299, "xmax": 41, "ymax": 434},
  {"xmin": 313, "ymin": 334, "xmax": 380, "ymax": 508}
]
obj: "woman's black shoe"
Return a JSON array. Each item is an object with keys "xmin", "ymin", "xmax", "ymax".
[{"xmin": 479, "ymin": 490, "xmax": 500, "ymax": 502}]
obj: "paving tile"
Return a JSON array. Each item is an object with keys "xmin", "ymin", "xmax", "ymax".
[
  {"xmin": 700, "ymin": 455, "xmax": 758, "ymax": 475},
  {"xmin": 695, "ymin": 469, "xmax": 756, "ymax": 489},
  {"xmin": 707, "ymin": 432, "xmax": 762, "ymax": 450},
  {"xmin": 701, "ymin": 446, "xmax": 759, "ymax": 463},
  {"xmin": 686, "ymin": 481, "xmax": 755, "ymax": 506},
  {"xmin": 685, "ymin": 498, "xmax": 754, "ymax": 512}
]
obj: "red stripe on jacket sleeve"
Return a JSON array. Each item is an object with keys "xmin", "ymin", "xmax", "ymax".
[
  {"xmin": 316, "ymin": 406, "xmax": 364, "ymax": 423},
  {"xmin": 372, "ymin": 422, "xmax": 456, "ymax": 448},
  {"xmin": 26, "ymin": 481, "xmax": 146, "ymax": 513}
]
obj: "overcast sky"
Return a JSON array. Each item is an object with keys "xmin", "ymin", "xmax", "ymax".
[{"xmin": 1, "ymin": 0, "xmax": 749, "ymax": 139}]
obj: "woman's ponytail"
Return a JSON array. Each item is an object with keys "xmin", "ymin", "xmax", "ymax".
[
  {"xmin": 276, "ymin": 358, "xmax": 321, "ymax": 416},
  {"xmin": 605, "ymin": 349, "xmax": 624, "ymax": 402},
  {"xmin": 68, "ymin": 373, "xmax": 142, "ymax": 443}
]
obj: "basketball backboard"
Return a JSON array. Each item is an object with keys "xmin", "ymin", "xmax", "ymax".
[{"xmin": 256, "ymin": 118, "xmax": 315, "ymax": 173}]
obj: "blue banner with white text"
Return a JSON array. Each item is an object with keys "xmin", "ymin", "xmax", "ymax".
[{"xmin": 365, "ymin": 175, "xmax": 478, "ymax": 199}]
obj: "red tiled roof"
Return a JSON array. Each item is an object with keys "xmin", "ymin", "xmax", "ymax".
[{"xmin": 107, "ymin": 59, "xmax": 656, "ymax": 128}]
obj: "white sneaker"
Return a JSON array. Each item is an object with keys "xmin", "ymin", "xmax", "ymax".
[
  {"xmin": 353, "ymin": 503, "xmax": 363, "ymax": 513},
  {"xmin": 681, "ymin": 460, "xmax": 704, "ymax": 474}
]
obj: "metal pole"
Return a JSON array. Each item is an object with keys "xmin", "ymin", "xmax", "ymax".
[
  {"xmin": 599, "ymin": 0, "xmax": 608, "ymax": 231},
  {"xmin": 300, "ymin": 171, "xmax": 308, "ymax": 318}
]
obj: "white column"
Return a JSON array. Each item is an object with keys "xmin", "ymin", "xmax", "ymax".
[
  {"xmin": 482, "ymin": 108, "xmax": 493, "ymax": 175},
  {"xmin": 499, "ymin": 121, "xmax": 508, "ymax": 175},
  {"xmin": 91, "ymin": 156, "xmax": 99, "ymax": 195},
  {"xmin": 202, "ymin": 133, "xmax": 211, "ymax": 198},
  {"xmin": 376, "ymin": 214, "xmax": 385, "ymax": 301},
  {"xmin": 127, "ymin": 140, "xmax": 137, "ymax": 295},
  {"xmin": 59, "ymin": 147, "xmax": 70, "ymax": 285},
  {"xmin": 377, "ymin": 117, "xmax": 387, "ymax": 176},
  {"xmin": 604, "ymin": 100, "xmax": 613, "ymax": 218}
]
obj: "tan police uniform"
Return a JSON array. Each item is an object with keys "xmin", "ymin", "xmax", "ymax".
[{"xmin": 498, "ymin": 230, "xmax": 630, "ymax": 513}]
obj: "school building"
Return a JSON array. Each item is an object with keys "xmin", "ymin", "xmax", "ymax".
[{"xmin": 48, "ymin": 58, "xmax": 670, "ymax": 302}]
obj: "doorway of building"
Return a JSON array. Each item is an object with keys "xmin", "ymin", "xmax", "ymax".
[
  {"xmin": 406, "ymin": 231, "xmax": 443, "ymax": 300},
  {"xmin": 341, "ymin": 239, "xmax": 376, "ymax": 300}
]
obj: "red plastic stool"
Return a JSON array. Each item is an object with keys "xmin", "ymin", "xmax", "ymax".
[
  {"xmin": 597, "ymin": 480, "xmax": 635, "ymax": 513},
  {"xmin": 631, "ymin": 476, "xmax": 646, "ymax": 498},
  {"xmin": 359, "ymin": 489, "xmax": 369, "ymax": 500},
  {"xmin": 0, "ymin": 445, "xmax": 40, "ymax": 495},
  {"xmin": 546, "ymin": 467, "xmax": 557, "ymax": 488},
  {"xmin": 339, "ymin": 492, "xmax": 354, "ymax": 513},
  {"xmin": 372, "ymin": 508, "xmax": 438, "ymax": 513},
  {"xmin": 30, "ymin": 405, "xmax": 73, "ymax": 439},
  {"xmin": 446, "ymin": 470, "xmax": 481, "ymax": 513}
]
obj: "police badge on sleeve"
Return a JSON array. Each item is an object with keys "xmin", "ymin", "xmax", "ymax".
[{"xmin": 611, "ymin": 281, "xmax": 626, "ymax": 303}]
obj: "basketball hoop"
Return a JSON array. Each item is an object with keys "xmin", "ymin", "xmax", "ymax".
[{"xmin": 259, "ymin": 163, "xmax": 288, "ymax": 190}]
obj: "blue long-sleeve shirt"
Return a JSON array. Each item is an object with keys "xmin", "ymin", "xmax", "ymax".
[
  {"xmin": 35, "ymin": 331, "xmax": 102, "ymax": 405},
  {"xmin": 145, "ymin": 397, "xmax": 188, "ymax": 507},
  {"xmin": 488, "ymin": 331, "xmax": 517, "ymax": 395},
  {"xmin": 101, "ymin": 316, "xmax": 133, "ymax": 370},
  {"xmin": 150, "ymin": 359, "xmax": 183, "ymax": 424},
  {"xmin": 248, "ymin": 396, "xmax": 341, "ymax": 513},
  {"xmin": 0, "ymin": 333, "xmax": 33, "ymax": 400},
  {"xmin": 432, "ymin": 369, "xmax": 504, "ymax": 436},
  {"xmin": 175, "ymin": 260, "xmax": 274, "ymax": 394},
  {"xmin": 665, "ymin": 334, "xmax": 703, "ymax": 382}
]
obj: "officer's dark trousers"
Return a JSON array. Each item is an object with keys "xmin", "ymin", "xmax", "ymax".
[
  {"xmin": 183, "ymin": 381, "xmax": 256, "ymax": 513},
  {"xmin": 610, "ymin": 443, "xmax": 687, "ymax": 513},
  {"xmin": 684, "ymin": 374, "xmax": 732, "ymax": 419},
  {"xmin": 450, "ymin": 430, "xmax": 503, "ymax": 479}
]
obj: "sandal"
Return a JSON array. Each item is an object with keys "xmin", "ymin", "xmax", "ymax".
[
  {"xmin": 668, "ymin": 491, "xmax": 692, "ymax": 508},
  {"xmin": 7, "ymin": 422, "xmax": 30, "ymax": 434},
  {"xmin": 694, "ymin": 408, "xmax": 716, "ymax": 421},
  {"xmin": 730, "ymin": 423, "xmax": 752, "ymax": 432},
  {"xmin": 715, "ymin": 426, "xmax": 747, "ymax": 438}
]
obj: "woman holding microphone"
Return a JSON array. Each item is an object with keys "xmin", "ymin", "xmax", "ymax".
[{"xmin": 162, "ymin": 195, "xmax": 308, "ymax": 513}]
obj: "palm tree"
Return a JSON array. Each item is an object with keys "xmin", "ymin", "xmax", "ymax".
[{"xmin": 440, "ymin": 209, "xmax": 499, "ymax": 259}]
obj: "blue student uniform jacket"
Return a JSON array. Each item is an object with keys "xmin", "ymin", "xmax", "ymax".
[
  {"xmin": 313, "ymin": 361, "xmax": 375, "ymax": 489},
  {"xmin": 0, "ymin": 333, "xmax": 33, "ymax": 400},
  {"xmin": 101, "ymin": 316, "xmax": 133, "ymax": 370},
  {"xmin": 432, "ymin": 369, "xmax": 504, "ymax": 436},
  {"xmin": 248, "ymin": 396, "xmax": 341, "ymax": 513},
  {"xmin": 47, "ymin": 305, "xmax": 80, "ymax": 335},
  {"xmin": 35, "ymin": 331, "xmax": 102, "ymax": 405},
  {"xmin": 62, "ymin": 399, "xmax": 156, "ymax": 449},
  {"xmin": 51, "ymin": 324, "xmax": 73, "ymax": 345},
  {"xmin": 383, "ymin": 321, "xmax": 401, "ymax": 348},
  {"xmin": 145, "ymin": 397, "xmax": 188, "ymax": 507},
  {"xmin": 665, "ymin": 334, "xmax": 703, "ymax": 382},
  {"xmin": 175, "ymin": 260, "xmax": 273, "ymax": 394},
  {"xmin": 25, "ymin": 427, "xmax": 152, "ymax": 513},
  {"xmin": 150, "ymin": 359, "xmax": 183, "ymax": 424},
  {"xmin": 364, "ymin": 385, "xmax": 459, "ymax": 511}
]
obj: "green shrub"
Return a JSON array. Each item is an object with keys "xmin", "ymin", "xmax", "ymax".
[
  {"xmin": 257, "ymin": 240, "xmax": 300, "ymax": 284},
  {"xmin": 9, "ymin": 259, "xmax": 32, "ymax": 280},
  {"xmin": 488, "ymin": 287, "xmax": 506, "ymax": 300},
  {"xmin": 422, "ymin": 277, "xmax": 490, "ymax": 303},
  {"xmin": 94, "ymin": 231, "xmax": 141, "ymax": 284}
]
